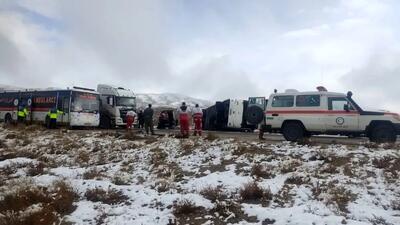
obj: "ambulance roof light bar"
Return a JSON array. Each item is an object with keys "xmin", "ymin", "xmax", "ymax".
[{"xmin": 316, "ymin": 86, "xmax": 328, "ymax": 92}]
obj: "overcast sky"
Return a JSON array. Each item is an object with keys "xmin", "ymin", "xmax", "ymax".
[{"xmin": 0, "ymin": 0, "xmax": 399, "ymax": 111}]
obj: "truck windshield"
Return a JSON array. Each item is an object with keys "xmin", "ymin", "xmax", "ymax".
[
  {"xmin": 71, "ymin": 92, "xmax": 100, "ymax": 113},
  {"xmin": 116, "ymin": 97, "xmax": 135, "ymax": 107}
]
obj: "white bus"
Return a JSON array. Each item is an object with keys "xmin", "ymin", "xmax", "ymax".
[{"xmin": 0, "ymin": 87, "xmax": 100, "ymax": 127}]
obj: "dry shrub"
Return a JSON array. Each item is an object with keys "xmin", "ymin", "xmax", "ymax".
[
  {"xmin": 26, "ymin": 162, "xmax": 46, "ymax": 176},
  {"xmin": 250, "ymin": 164, "xmax": 274, "ymax": 179},
  {"xmin": 112, "ymin": 173, "xmax": 130, "ymax": 185},
  {"xmin": 83, "ymin": 168, "xmax": 105, "ymax": 180},
  {"xmin": 321, "ymin": 163, "xmax": 339, "ymax": 174},
  {"xmin": 274, "ymin": 184, "xmax": 294, "ymax": 207},
  {"xmin": 85, "ymin": 187, "xmax": 128, "ymax": 205},
  {"xmin": 280, "ymin": 160, "xmax": 302, "ymax": 173},
  {"xmin": 285, "ymin": 175, "xmax": 307, "ymax": 186},
  {"xmin": 173, "ymin": 199, "xmax": 202, "ymax": 216},
  {"xmin": 205, "ymin": 132, "xmax": 219, "ymax": 141},
  {"xmin": 210, "ymin": 200, "xmax": 250, "ymax": 223},
  {"xmin": 51, "ymin": 180, "xmax": 79, "ymax": 215},
  {"xmin": 180, "ymin": 143, "xmax": 194, "ymax": 155},
  {"xmin": 372, "ymin": 156, "xmax": 393, "ymax": 169},
  {"xmin": 0, "ymin": 180, "xmax": 77, "ymax": 225},
  {"xmin": 150, "ymin": 148, "xmax": 168, "ymax": 167},
  {"xmin": 239, "ymin": 181, "xmax": 272, "ymax": 204},
  {"xmin": 327, "ymin": 186, "xmax": 357, "ymax": 214},
  {"xmin": 200, "ymin": 186, "xmax": 227, "ymax": 202},
  {"xmin": 77, "ymin": 151, "xmax": 90, "ymax": 165},
  {"xmin": 156, "ymin": 162, "xmax": 184, "ymax": 182},
  {"xmin": 391, "ymin": 200, "xmax": 400, "ymax": 210},
  {"xmin": 325, "ymin": 156, "xmax": 351, "ymax": 167}
]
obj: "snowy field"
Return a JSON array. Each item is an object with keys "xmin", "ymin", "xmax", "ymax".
[{"xmin": 0, "ymin": 125, "xmax": 399, "ymax": 225}]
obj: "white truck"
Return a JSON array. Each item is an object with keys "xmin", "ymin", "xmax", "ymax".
[
  {"xmin": 97, "ymin": 84, "xmax": 136, "ymax": 128},
  {"xmin": 249, "ymin": 88, "xmax": 400, "ymax": 143}
]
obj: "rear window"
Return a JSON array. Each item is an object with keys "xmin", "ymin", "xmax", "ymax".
[
  {"xmin": 296, "ymin": 95, "xmax": 320, "ymax": 107},
  {"xmin": 271, "ymin": 96, "xmax": 294, "ymax": 107}
]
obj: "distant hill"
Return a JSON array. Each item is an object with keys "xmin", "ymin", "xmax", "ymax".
[{"xmin": 136, "ymin": 93, "xmax": 212, "ymax": 109}]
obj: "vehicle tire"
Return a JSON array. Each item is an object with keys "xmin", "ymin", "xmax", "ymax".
[
  {"xmin": 245, "ymin": 106, "xmax": 264, "ymax": 125},
  {"xmin": 369, "ymin": 124, "xmax": 396, "ymax": 143},
  {"xmin": 45, "ymin": 116, "xmax": 50, "ymax": 128},
  {"xmin": 4, "ymin": 114, "xmax": 12, "ymax": 125},
  {"xmin": 282, "ymin": 121, "xmax": 305, "ymax": 142}
]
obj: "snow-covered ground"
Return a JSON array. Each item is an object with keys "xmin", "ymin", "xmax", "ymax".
[{"xmin": 0, "ymin": 125, "xmax": 399, "ymax": 225}]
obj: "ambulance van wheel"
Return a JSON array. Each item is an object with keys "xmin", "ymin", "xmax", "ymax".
[
  {"xmin": 282, "ymin": 121, "xmax": 305, "ymax": 142},
  {"xmin": 369, "ymin": 124, "xmax": 397, "ymax": 143},
  {"xmin": 4, "ymin": 114, "xmax": 12, "ymax": 125}
]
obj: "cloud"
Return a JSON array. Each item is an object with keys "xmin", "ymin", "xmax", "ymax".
[{"xmin": 341, "ymin": 51, "xmax": 400, "ymax": 112}]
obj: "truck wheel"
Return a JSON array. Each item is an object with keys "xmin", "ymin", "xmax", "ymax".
[
  {"xmin": 282, "ymin": 122, "xmax": 305, "ymax": 142},
  {"xmin": 369, "ymin": 124, "xmax": 396, "ymax": 143},
  {"xmin": 4, "ymin": 114, "xmax": 12, "ymax": 125}
]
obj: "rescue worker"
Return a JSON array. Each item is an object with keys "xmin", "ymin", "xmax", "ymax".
[
  {"xmin": 17, "ymin": 104, "xmax": 28, "ymax": 124},
  {"xmin": 47, "ymin": 107, "xmax": 63, "ymax": 129},
  {"xmin": 192, "ymin": 104, "xmax": 203, "ymax": 136},
  {"xmin": 126, "ymin": 110, "xmax": 136, "ymax": 129},
  {"xmin": 137, "ymin": 109, "xmax": 144, "ymax": 130},
  {"xmin": 177, "ymin": 102, "xmax": 190, "ymax": 138},
  {"xmin": 143, "ymin": 104, "xmax": 155, "ymax": 135}
]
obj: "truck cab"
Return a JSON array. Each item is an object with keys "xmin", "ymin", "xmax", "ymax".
[
  {"xmin": 97, "ymin": 84, "xmax": 136, "ymax": 128},
  {"xmin": 263, "ymin": 88, "xmax": 400, "ymax": 143}
]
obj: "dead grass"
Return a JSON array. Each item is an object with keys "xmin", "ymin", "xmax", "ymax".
[
  {"xmin": 200, "ymin": 186, "xmax": 227, "ymax": 202},
  {"xmin": 372, "ymin": 156, "xmax": 393, "ymax": 169},
  {"xmin": 85, "ymin": 187, "xmax": 129, "ymax": 205},
  {"xmin": 0, "ymin": 139, "xmax": 7, "ymax": 149},
  {"xmin": 285, "ymin": 175, "xmax": 308, "ymax": 186},
  {"xmin": 26, "ymin": 162, "xmax": 46, "ymax": 176},
  {"xmin": 0, "ymin": 180, "xmax": 77, "ymax": 225},
  {"xmin": 111, "ymin": 173, "xmax": 130, "ymax": 185},
  {"xmin": 173, "ymin": 199, "xmax": 203, "ymax": 216},
  {"xmin": 280, "ymin": 160, "xmax": 302, "ymax": 173},
  {"xmin": 82, "ymin": 168, "xmax": 106, "ymax": 180},
  {"xmin": 76, "ymin": 150, "xmax": 90, "ymax": 166},
  {"xmin": 327, "ymin": 186, "xmax": 357, "ymax": 214},
  {"xmin": 239, "ymin": 181, "xmax": 272, "ymax": 204},
  {"xmin": 250, "ymin": 164, "xmax": 274, "ymax": 179},
  {"xmin": 274, "ymin": 184, "xmax": 295, "ymax": 207}
]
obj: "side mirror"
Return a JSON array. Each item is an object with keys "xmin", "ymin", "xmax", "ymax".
[{"xmin": 344, "ymin": 104, "xmax": 349, "ymax": 112}]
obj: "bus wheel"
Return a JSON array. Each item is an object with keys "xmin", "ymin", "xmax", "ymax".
[{"xmin": 4, "ymin": 114, "xmax": 12, "ymax": 125}]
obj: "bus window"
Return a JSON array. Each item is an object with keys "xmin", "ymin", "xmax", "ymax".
[{"xmin": 71, "ymin": 92, "xmax": 99, "ymax": 113}]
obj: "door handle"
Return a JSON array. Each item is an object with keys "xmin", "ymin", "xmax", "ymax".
[{"xmin": 272, "ymin": 114, "xmax": 279, "ymax": 116}]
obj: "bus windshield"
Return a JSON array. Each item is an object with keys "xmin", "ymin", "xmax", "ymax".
[
  {"xmin": 116, "ymin": 97, "xmax": 136, "ymax": 107},
  {"xmin": 71, "ymin": 92, "xmax": 99, "ymax": 113}
]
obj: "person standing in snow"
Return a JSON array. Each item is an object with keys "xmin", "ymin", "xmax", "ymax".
[
  {"xmin": 177, "ymin": 102, "xmax": 190, "ymax": 138},
  {"xmin": 143, "ymin": 104, "xmax": 155, "ymax": 135},
  {"xmin": 17, "ymin": 104, "xmax": 28, "ymax": 124},
  {"xmin": 137, "ymin": 109, "xmax": 144, "ymax": 130},
  {"xmin": 192, "ymin": 104, "xmax": 203, "ymax": 136},
  {"xmin": 126, "ymin": 110, "xmax": 136, "ymax": 130}
]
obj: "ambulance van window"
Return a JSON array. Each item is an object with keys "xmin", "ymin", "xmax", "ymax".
[
  {"xmin": 296, "ymin": 95, "xmax": 320, "ymax": 107},
  {"xmin": 272, "ymin": 96, "xmax": 294, "ymax": 107}
]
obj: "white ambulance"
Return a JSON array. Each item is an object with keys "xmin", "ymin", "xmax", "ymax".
[{"xmin": 263, "ymin": 87, "xmax": 400, "ymax": 143}]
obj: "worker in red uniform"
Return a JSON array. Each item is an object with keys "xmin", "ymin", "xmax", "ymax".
[
  {"xmin": 126, "ymin": 110, "xmax": 136, "ymax": 129},
  {"xmin": 178, "ymin": 102, "xmax": 190, "ymax": 138},
  {"xmin": 192, "ymin": 104, "xmax": 203, "ymax": 136}
]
